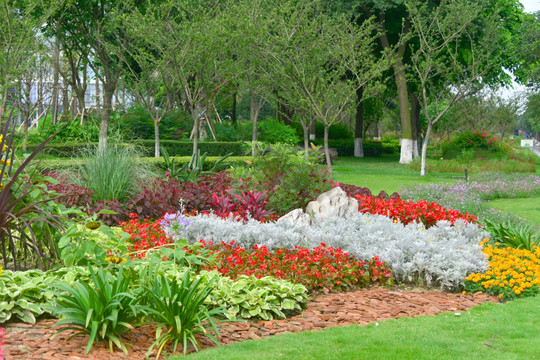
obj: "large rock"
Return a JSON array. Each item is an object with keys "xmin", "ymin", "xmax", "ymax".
[
  {"xmin": 276, "ymin": 208, "xmax": 312, "ymax": 226},
  {"xmin": 277, "ymin": 187, "xmax": 358, "ymax": 225},
  {"xmin": 306, "ymin": 187, "xmax": 358, "ymax": 220}
]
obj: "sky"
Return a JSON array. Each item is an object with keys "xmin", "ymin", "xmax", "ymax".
[{"xmin": 521, "ymin": 0, "xmax": 540, "ymax": 13}]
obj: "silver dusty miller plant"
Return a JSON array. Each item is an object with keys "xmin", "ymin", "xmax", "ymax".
[{"xmin": 183, "ymin": 213, "xmax": 489, "ymax": 289}]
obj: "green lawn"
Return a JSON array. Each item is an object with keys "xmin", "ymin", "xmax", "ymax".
[
  {"xmin": 175, "ymin": 295, "xmax": 540, "ymax": 360},
  {"xmin": 485, "ymin": 197, "xmax": 540, "ymax": 226},
  {"xmin": 332, "ymin": 155, "xmax": 467, "ymax": 194}
]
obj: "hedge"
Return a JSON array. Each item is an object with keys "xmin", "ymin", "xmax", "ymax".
[
  {"xmin": 21, "ymin": 140, "xmax": 247, "ymax": 157},
  {"xmin": 312, "ymin": 139, "xmax": 386, "ymax": 157},
  {"xmin": 37, "ymin": 156, "xmax": 253, "ymax": 172}
]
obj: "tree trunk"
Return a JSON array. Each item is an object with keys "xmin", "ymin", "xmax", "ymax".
[
  {"xmin": 61, "ymin": 73, "xmax": 69, "ymax": 121},
  {"xmin": 395, "ymin": 66, "xmax": 413, "ymax": 164},
  {"xmin": 154, "ymin": 118, "xmax": 160, "ymax": 158},
  {"xmin": 52, "ymin": 35, "xmax": 60, "ymax": 125},
  {"xmin": 379, "ymin": 14, "xmax": 413, "ymax": 164},
  {"xmin": 309, "ymin": 117, "xmax": 316, "ymax": 140},
  {"xmin": 354, "ymin": 86, "xmax": 364, "ymax": 158},
  {"xmin": 420, "ymin": 122, "xmax": 433, "ymax": 176},
  {"xmin": 95, "ymin": 78, "xmax": 101, "ymax": 117},
  {"xmin": 191, "ymin": 104, "xmax": 201, "ymax": 158},
  {"xmin": 22, "ymin": 80, "xmax": 32, "ymax": 152},
  {"xmin": 410, "ymin": 91, "xmax": 421, "ymax": 158},
  {"xmin": 324, "ymin": 124, "xmax": 331, "ymax": 169},
  {"xmin": 98, "ymin": 84, "xmax": 113, "ymax": 151},
  {"xmin": 250, "ymin": 91, "xmax": 261, "ymax": 157},
  {"xmin": 303, "ymin": 124, "xmax": 310, "ymax": 160},
  {"xmin": 232, "ymin": 91, "xmax": 237, "ymax": 127}
]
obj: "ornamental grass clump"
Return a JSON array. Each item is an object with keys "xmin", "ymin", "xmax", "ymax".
[
  {"xmin": 74, "ymin": 145, "xmax": 151, "ymax": 203},
  {"xmin": 464, "ymin": 242, "xmax": 540, "ymax": 301}
]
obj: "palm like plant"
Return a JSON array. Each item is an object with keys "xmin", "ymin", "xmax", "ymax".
[
  {"xmin": 48, "ymin": 266, "xmax": 139, "ymax": 354},
  {"xmin": 143, "ymin": 271, "xmax": 223, "ymax": 358}
]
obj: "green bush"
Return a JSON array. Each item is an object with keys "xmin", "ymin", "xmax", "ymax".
[
  {"xmin": 259, "ymin": 118, "xmax": 301, "ymax": 144},
  {"xmin": 213, "ymin": 122, "xmax": 252, "ymax": 141},
  {"xmin": 443, "ymin": 130, "xmax": 506, "ymax": 158},
  {"xmin": 233, "ymin": 143, "xmax": 332, "ymax": 215},
  {"xmin": 115, "ymin": 107, "xmax": 193, "ymax": 140},
  {"xmin": 382, "ymin": 139, "xmax": 400, "ymax": 154}
]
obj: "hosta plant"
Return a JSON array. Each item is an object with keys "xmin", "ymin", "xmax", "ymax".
[
  {"xmin": 47, "ymin": 266, "xmax": 140, "ymax": 354},
  {"xmin": 199, "ymin": 271, "xmax": 308, "ymax": 320}
]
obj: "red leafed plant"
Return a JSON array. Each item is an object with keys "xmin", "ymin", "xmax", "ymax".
[
  {"xmin": 210, "ymin": 190, "xmax": 272, "ymax": 221},
  {"xmin": 198, "ymin": 241, "xmax": 393, "ymax": 291},
  {"xmin": 356, "ymin": 195, "xmax": 477, "ymax": 228}
]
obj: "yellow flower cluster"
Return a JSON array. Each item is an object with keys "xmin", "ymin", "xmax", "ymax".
[
  {"xmin": 466, "ymin": 243, "xmax": 540, "ymax": 298},
  {"xmin": 0, "ymin": 264, "xmax": 3, "ymax": 277},
  {"xmin": 105, "ymin": 256, "xmax": 127, "ymax": 264}
]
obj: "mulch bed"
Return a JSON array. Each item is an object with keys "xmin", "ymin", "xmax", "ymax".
[{"xmin": 2, "ymin": 288, "xmax": 497, "ymax": 359}]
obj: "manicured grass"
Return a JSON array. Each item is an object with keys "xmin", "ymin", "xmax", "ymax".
[
  {"xmin": 174, "ymin": 295, "xmax": 540, "ymax": 360},
  {"xmin": 332, "ymin": 155, "xmax": 466, "ymax": 194},
  {"xmin": 485, "ymin": 197, "xmax": 540, "ymax": 226}
]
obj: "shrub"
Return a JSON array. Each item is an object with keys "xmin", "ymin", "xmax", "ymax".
[
  {"xmin": 25, "ymin": 140, "xmax": 247, "ymax": 158},
  {"xmin": 464, "ymin": 243, "xmax": 540, "ymax": 301},
  {"xmin": 259, "ymin": 118, "xmax": 301, "ymax": 144},
  {"xmin": 44, "ymin": 171, "xmax": 93, "ymax": 209},
  {"xmin": 332, "ymin": 181, "xmax": 399, "ymax": 199},
  {"xmin": 443, "ymin": 130, "xmax": 505, "ymax": 158},
  {"xmin": 233, "ymin": 144, "xmax": 332, "ymax": 215},
  {"xmin": 199, "ymin": 241, "xmax": 393, "ymax": 291},
  {"xmin": 213, "ymin": 122, "xmax": 252, "ymax": 142},
  {"xmin": 311, "ymin": 139, "xmax": 384, "ymax": 157}
]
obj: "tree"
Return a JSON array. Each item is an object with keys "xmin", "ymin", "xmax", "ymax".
[
  {"xmin": 45, "ymin": 0, "xmax": 134, "ymax": 149},
  {"xmin": 133, "ymin": 0, "xmax": 238, "ymax": 157},
  {"xmin": 407, "ymin": 0, "xmax": 518, "ymax": 176},
  {"xmin": 258, "ymin": 0, "xmax": 388, "ymax": 167},
  {"xmin": 0, "ymin": 0, "xmax": 49, "ymax": 119}
]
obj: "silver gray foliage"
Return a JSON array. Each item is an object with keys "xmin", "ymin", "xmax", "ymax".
[{"xmin": 182, "ymin": 213, "xmax": 489, "ymax": 289}]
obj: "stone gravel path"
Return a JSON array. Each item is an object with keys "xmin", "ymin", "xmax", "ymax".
[{"xmin": 2, "ymin": 288, "xmax": 497, "ymax": 359}]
